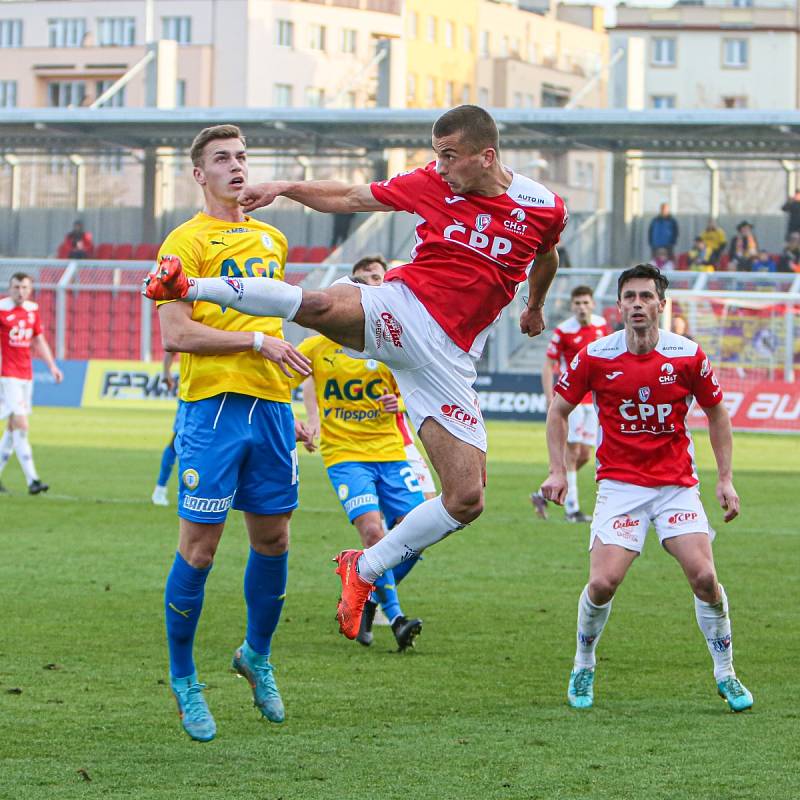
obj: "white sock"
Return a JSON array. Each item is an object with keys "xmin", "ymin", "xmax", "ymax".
[
  {"xmin": 565, "ymin": 470, "xmax": 579, "ymax": 513},
  {"xmin": 695, "ymin": 584, "xmax": 735, "ymax": 681},
  {"xmin": 12, "ymin": 429, "xmax": 38, "ymax": 484},
  {"xmin": 0, "ymin": 429, "xmax": 13, "ymax": 477},
  {"xmin": 358, "ymin": 495, "xmax": 463, "ymax": 582},
  {"xmin": 574, "ymin": 584, "xmax": 612, "ymax": 670},
  {"xmin": 187, "ymin": 277, "xmax": 303, "ymax": 321}
]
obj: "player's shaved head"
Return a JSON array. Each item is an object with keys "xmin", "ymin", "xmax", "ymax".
[
  {"xmin": 190, "ymin": 124, "xmax": 246, "ymax": 167},
  {"xmin": 617, "ymin": 264, "xmax": 669, "ymax": 300},
  {"xmin": 433, "ymin": 105, "xmax": 499, "ymax": 154}
]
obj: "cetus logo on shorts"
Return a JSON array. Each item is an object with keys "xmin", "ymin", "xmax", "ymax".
[
  {"xmin": 440, "ymin": 404, "xmax": 479, "ymax": 430},
  {"xmin": 612, "ymin": 516, "xmax": 639, "ymax": 541},
  {"xmin": 668, "ymin": 511, "xmax": 699, "ymax": 525},
  {"xmin": 375, "ymin": 312, "xmax": 403, "ymax": 349}
]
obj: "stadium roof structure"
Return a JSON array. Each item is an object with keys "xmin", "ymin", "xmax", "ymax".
[{"xmin": 3, "ymin": 107, "xmax": 800, "ymax": 158}]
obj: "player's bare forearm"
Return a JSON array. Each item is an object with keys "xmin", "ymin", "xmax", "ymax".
[
  {"xmin": 240, "ymin": 180, "xmax": 388, "ymax": 214},
  {"xmin": 301, "ymin": 376, "xmax": 320, "ymax": 427},
  {"xmin": 520, "ymin": 247, "xmax": 559, "ymax": 337},
  {"xmin": 542, "ymin": 359, "xmax": 555, "ymax": 405},
  {"xmin": 704, "ymin": 402, "xmax": 734, "ymax": 481},
  {"xmin": 540, "ymin": 394, "xmax": 574, "ymax": 504},
  {"xmin": 34, "ymin": 335, "xmax": 57, "ymax": 371},
  {"xmin": 159, "ymin": 303, "xmax": 257, "ymax": 355}
]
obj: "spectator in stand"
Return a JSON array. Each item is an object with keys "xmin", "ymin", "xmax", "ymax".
[
  {"xmin": 728, "ymin": 221, "xmax": 758, "ymax": 270},
  {"xmin": 671, "ymin": 314, "xmax": 691, "ymax": 339},
  {"xmin": 778, "ymin": 231, "xmax": 800, "ymax": 273},
  {"xmin": 781, "ymin": 190, "xmax": 800, "ymax": 237},
  {"xmin": 699, "ymin": 219, "xmax": 727, "ymax": 266},
  {"xmin": 60, "ymin": 220, "xmax": 94, "ymax": 259},
  {"xmin": 648, "ymin": 203, "xmax": 679, "ymax": 259},
  {"xmin": 649, "ymin": 247, "xmax": 674, "ymax": 271},
  {"xmin": 750, "ymin": 250, "xmax": 777, "ymax": 274},
  {"xmin": 687, "ymin": 237, "xmax": 714, "ymax": 271},
  {"xmin": 330, "ymin": 212, "xmax": 356, "ymax": 249}
]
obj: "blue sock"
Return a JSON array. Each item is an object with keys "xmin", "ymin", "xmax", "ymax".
[
  {"xmin": 244, "ymin": 548, "xmax": 288, "ymax": 657},
  {"xmin": 165, "ymin": 552, "xmax": 211, "ymax": 680},
  {"xmin": 157, "ymin": 437, "xmax": 177, "ymax": 487},
  {"xmin": 392, "ymin": 554, "xmax": 420, "ymax": 585},
  {"xmin": 373, "ymin": 568, "xmax": 403, "ymax": 622}
]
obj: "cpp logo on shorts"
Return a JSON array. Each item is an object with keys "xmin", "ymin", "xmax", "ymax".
[
  {"xmin": 182, "ymin": 468, "xmax": 200, "ymax": 490},
  {"xmin": 668, "ymin": 511, "xmax": 699, "ymax": 525},
  {"xmin": 375, "ymin": 312, "xmax": 403, "ymax": 349},
  {"xmin": 222, "ymin": 277, "xmax": 244, "ymax": 300},
  {"xmin": 337, "ymin": 484, "xmax": 349, "ymax": 500},
  {"xmin": 440, "ymin": 404, "xmax": 479, "ymax": 430}
]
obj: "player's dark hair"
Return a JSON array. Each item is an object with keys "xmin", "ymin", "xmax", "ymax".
[
  {"xmin": 570, "ymin": 285, "xmax": 593, "ymax": 300},
  {"xmin": 432, "ymin": 105, "xmax": 499, "ymax": 154},
  {"xmin": 10, "ymin": 272, "xmax": 32, "ymax": 284},
  {"xmin": 190, "ymin": 124, "xmax": 246, "ymax": 167},
  {"xmin": 617, "ymin": 264, "xmax": 670, "ymax": 301},
  {"xmin": 352, "ymin": 254, "xmax": 388, "ymax": 275}
]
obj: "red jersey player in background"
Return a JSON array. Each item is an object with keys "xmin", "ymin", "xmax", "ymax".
[
  {"xmin": 531, "ymin": 284, "xmax": 609, "ymax": 522},
  {"xmin": 0, "ymin": 272, "xmax": 63, "ymax": 494},
  {"xmin": 144, "ymin": 105, "xmax": 568, "ymax": 643},
  {"xmin": 541, "ymin": 264, "xmax": 752, "ymax": 713}
]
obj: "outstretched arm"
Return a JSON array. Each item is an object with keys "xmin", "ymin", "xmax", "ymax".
[
  {"xmin": 239, "ymin": 181, "xmax": 392, "ymax": 214},
  {"xmin": 540, "ymin": 393, "xmax": 576, "ymax": 505},
  {"xmin": 520, "ymin": 246, "xmax": 559, "ymax": 337},
  {"xmin": 703, "ymin": 401, "xmax": 740, "ymax": 522},
  {"xmin": 33, "ymin": 334, "xmax": 63, "ymax": 383}
]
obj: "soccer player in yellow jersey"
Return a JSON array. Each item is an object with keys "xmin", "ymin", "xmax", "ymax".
[
  {"xmin": 294, "ymin": 256, "xmax": 427, "ymax": 651},
  {"xmin": 156, "ymin": 125, "xmax": 311, "ymax": 743}
]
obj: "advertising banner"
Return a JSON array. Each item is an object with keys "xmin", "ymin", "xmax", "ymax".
[
  {"xmin": 81, "ymin": 359, "xmax": 179, "ymax": 409},
  {"xmin": 476, "ymin": 373, "xmax": 546, "ymax": 421},
  {"xmin": 32, "ymin": 359, "xmax": 87, "ymax": 408}
]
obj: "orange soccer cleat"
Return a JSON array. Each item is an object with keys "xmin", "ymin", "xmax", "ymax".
[
  {"xmin": 142, "ymin": 254, "xmax": 191, "ymax": 301},
  {"xmin": 333, "ymin": 549, "xmax": 375, "ymax": 640}
]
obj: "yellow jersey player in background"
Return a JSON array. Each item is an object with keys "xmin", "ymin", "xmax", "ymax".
[
  {"xmin": 155, "ymin": 124, "xmax": 311, "ymax": 742},
  {"xmin": 293, "ymin": 255, "xmax": 428, "ymax": 651}
]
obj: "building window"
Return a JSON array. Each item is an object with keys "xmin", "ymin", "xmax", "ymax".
[
  {"xmin": 526, "ymin": 93, "xmax": 534, "ymax": 107},
  {"xmin": 97, "ymin": 17, "xmax": 135, "ymax": 46},
  {"xmin": 48, "ymin": 18, "xmax": 86, "ymax": 48},
  {"xmin": 309, "ymin": 24, "xmax": 326, "ymax": 51},
  {"xmin": 0, "ymin": 80, "xmax": 17, "ymax": 107},
  {"xmin": 305, "ymin": 87, "xmax": 325, "ymax": 107},
  {"xmin": 427, "ymin": 16, "xmax": 437, "ymax": 44},
  {"xmin": 273, "ymin": 83, "xmax": 293, "ymax": 107},
  {"xmin": 652, "ymin": 163, "xmax": 673, "ymax": 184},
  {"xmin": 275, "ymin": 20, "xmax": 293, "ymax": 48},
  {"xmin": 463, "ymin": 25, "xmax": 472, "ymax": 52},
  {"xmin": 407, "ymin": 73, "xmax": 417, "ymax": 102},
  {"xmin": 479, "ymin": 87, "xmax": 489, "ymax": 106},
  {"xmin": 528, "ymin": 42, "xmax": 537, "ymax": 63},
  {"xmin": 408, "ymin": 11, "xmax": 418, "ymax": 38},
  {"xmin": 652, "ymin": 37, "xmax": 676, "ymax": 66},
  {"xmin": 576, "ymin": 161, "xmax": 595, "ymax": 189},
  {"xmin": 651, "ymin": 95, "xmax": 675, "ymax": 109},
  {"xmin": 426, "ymin": 77, "xmax": 436, "ymax": 106},
  {"xmin": 0, "ymin": 20, "xmax": 23, "ymax": 48},
  {"xmin": 500, "ymin": 35, "xmax": 509, "ymax": 58},
  {"xmin": 343, "ymin": 91, "xmax": 356, "ymax": 108},
  {"xmin": 176, "ymin": 79, "xmax": 186, "ymax": 107},
  {"xmin": 94, "ymin": 79, "xmax": 125, "ymax": 107},
  {"xmin": 542, "ymin": 86, "xmax": 569, "ymax": 107},
  {"xmin": 98, "ymin": 150, "xmax": 124, "ymax": 174},
  {"xmin": 444, "ymin": 21, "xmax": 454, "ymax": 48},
  {"xmin": 722, "ymin": 95, "xmax": 748, "ymax": 108},
  {"xmin": 444, "ymin": 81, "xmax": 454, "ymax": 106},
  {"xmin": 479, "ymin": 30, "xmax": 490, "ymax": 58},
  {"xmin": 723, "ymin": 38, "xmax": 748, "ymax": 67},
  {"xmin": 513, "ymin": 92, "xmax": 522, "ymax": 108},
  {"xmin": 341, "ymin": 28, "xmax": 357, "ymax": 54},
  {"xmin": 48, "ymin": 80, "xmax": 87, "ymax": 107},
  {"xmin": 162, "ymin": 17, "xmax": 191, "ymax": 44},
  {"xmin": 461, "ymin": 84, "xmax": 471, "ymax": 103},
  {"xmin": 732, "ymin": 0, "xmax": 753, "ymax": 6}
]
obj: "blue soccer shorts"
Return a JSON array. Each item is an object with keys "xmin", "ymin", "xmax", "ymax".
[
  {"xmin": 326, "ymin": 460, "xmax": 424, "ymax": 528},
  {"xmin": 175, "ymin": 392, "xmax": 298, "ymax": 524}
]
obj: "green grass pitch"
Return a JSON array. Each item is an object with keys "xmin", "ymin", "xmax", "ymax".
[{"xmin": 0, "ymin": 407, "xmax": 797, "ymax": 800}]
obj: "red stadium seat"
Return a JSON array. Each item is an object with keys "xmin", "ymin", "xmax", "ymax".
[
  {"xmin": 133, "ymin": 243, "xmax": 158, "ymax": 261},
  {"xmin": 306, "ymin": 246, "xmax": 332, "ymax": 263},
  {"xmin": 56, "ymin": 241, "xmax": 71, "ymax": 259},
  {"xmin": 112, "ymin": 243, "xmax": 134, "ymax": 260},
  {"xmin": 677, "ymin": 252, "xmax": 689, "ymax": 271},
  {"xmin": 718, "ymin": 253, "xmax": 730, "ymax": 271},
  {"xmin": 95, "ymin": 242, "xmax": 114, "ymax": 260},
  {"xmin": 288, "ymin": 246, "xmax": 309, "ymax": 262}
]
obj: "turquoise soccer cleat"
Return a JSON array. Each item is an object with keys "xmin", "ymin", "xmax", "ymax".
[
  {"xmin": 170, "ymin": 673, "xmax": 216, "ymax": 742},
  {"xmin": 568, "ymin": 668, "xmax": 595, "ymax": 709},
  {"xmin": 717, "ymin": 676, "xmax": 753, "ymax": 712},
  {"xmin": 232, "ymin": 641, "xmax": 285, "ymax": 723}
]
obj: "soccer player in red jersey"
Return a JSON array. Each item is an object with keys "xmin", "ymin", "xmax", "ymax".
[
  {"xmin": 144, "ymin": 105, "xmax": 568, "ymax": 640},
  {"xmin": 540, "ymin": 264, "xmax": 753, "ymax": 712},
  {"xmin": 0, "ymin": 272, "xmax": 62, "ymax": 494},
  {"xmin": 531, "ymin": 285, "xmax": 609, "ymax": 522}
]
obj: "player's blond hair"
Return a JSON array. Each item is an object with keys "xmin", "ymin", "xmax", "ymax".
[{"xmin": 190, "ymin": 125, "xmax": 246, "ymax": 167}]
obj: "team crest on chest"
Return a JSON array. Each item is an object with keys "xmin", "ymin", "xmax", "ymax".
[
  {"xmin": 638, "ymin": 386, "xmax": 651, "ymax": 403},
  {"xmin": 475, "ymin": 213, "xmax": 491, "ymax": 232}
]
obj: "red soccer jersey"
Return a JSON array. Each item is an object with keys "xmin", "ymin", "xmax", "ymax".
[
  {"xmin": 546, "ymin": 313, "xmax": 610, "ymax": 404},
  {"xmin": 370, "ymin": 162, "xmax": 567, "ymax": 356},
  {"xmin": 0, "ymin": 297, "xmax": 42, "ymax": 380},
  {"xmin": 554, "ymin": 329, "xmax": 723, "ymax": 488}
]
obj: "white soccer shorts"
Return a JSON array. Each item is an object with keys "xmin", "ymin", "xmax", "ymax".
[
  {"xmin": 404, "ymin": 441, "xmax": 436, "ymax": 494},
  {"xmin": 343, "ymin": 279, "xmax": 487, "ymax": 451},
  {"xmin": 0, "ymin": 377, "xmax": 33, "ymax": 419},
  {"xmin": 589, "ymin": 479, "xmax": 713, "ymax": 553},
  {"xmin": 567, "ymin": 403, "xmax": 598, "ymax": 446}
]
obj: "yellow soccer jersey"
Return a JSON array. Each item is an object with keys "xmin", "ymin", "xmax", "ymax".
[
  {"xmin": 158, "ymin": 212, "xmax": 291, "ymax": 403},
  {"xmin": 291, "ymin": 335, "xmax": 407, "ymax": 468}
]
